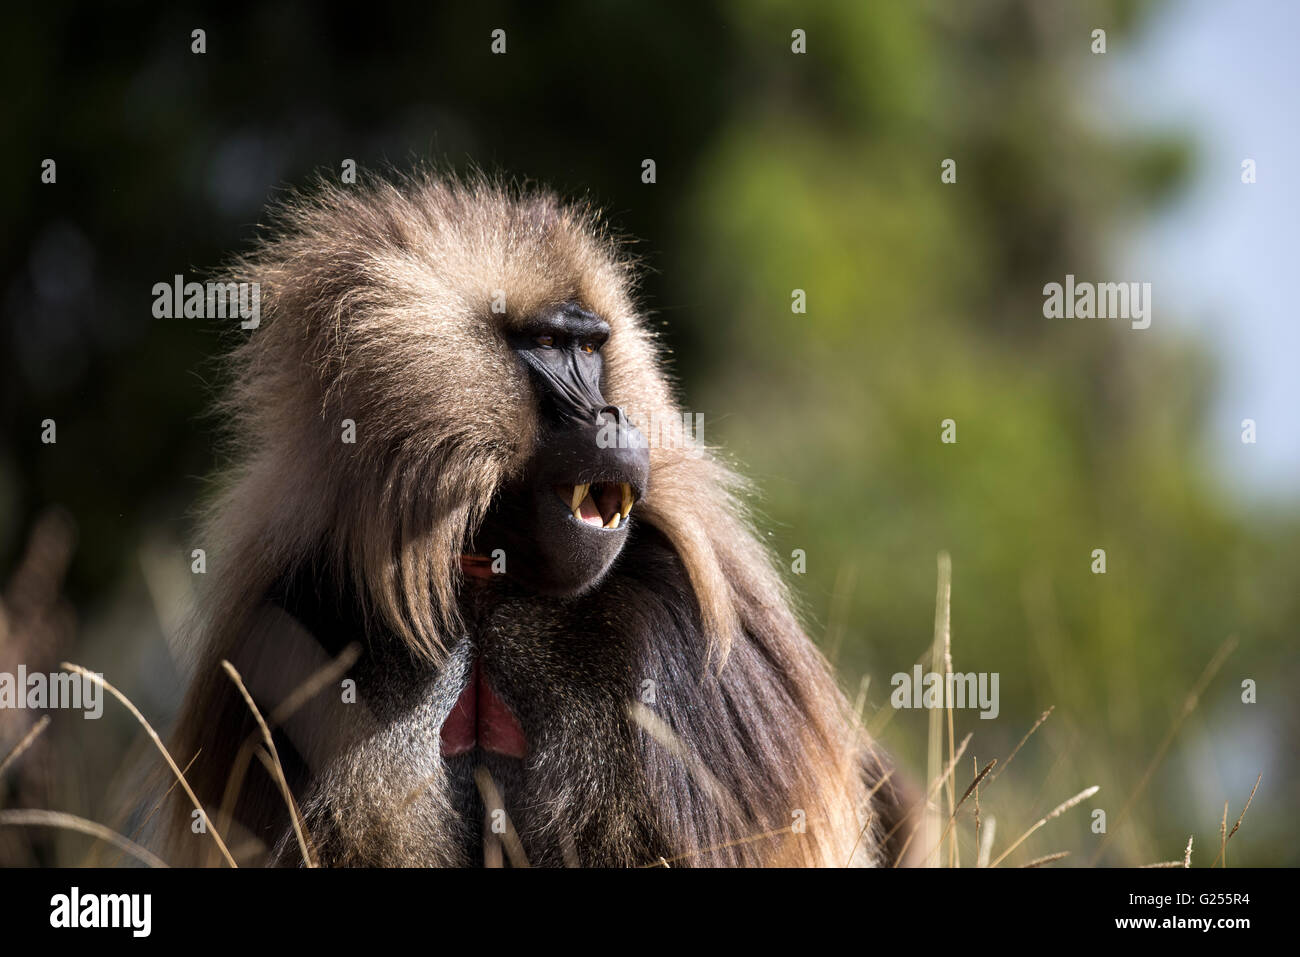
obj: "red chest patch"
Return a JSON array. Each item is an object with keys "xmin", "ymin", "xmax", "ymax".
[{"xmin": 440, "ymin": 659, "xmax": 528, "ymax": 759}]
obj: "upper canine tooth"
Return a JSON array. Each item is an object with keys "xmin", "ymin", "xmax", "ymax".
[
  {"xmin": 571, "ymin": 483, "xmax": 590, "ymax": 516},
  {"xmin": 620, "ymin": 483, "xmax": 634, "ymax": 518}
]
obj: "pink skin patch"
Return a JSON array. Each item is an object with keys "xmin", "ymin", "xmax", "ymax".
[
  {"xmin": 440, "ymin": 660, "xmax": 528, "ymax": 759},
  {"xmin": 577, "ymin": 494, "xmax": 603, "ymax": 526}
]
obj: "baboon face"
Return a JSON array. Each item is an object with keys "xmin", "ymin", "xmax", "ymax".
[{"xmin": 471, "ymin": 301, "xmax": 650, "ymax": 596}]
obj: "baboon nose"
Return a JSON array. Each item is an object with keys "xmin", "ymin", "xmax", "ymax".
[{"xmin": 596, "ymin": 404, "xmax": 646, "ymax": 455}]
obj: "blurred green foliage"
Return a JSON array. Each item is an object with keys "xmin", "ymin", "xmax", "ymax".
[{"xmin": 2, "ymin": 0, "xmax": 1295, "ymax": 865}]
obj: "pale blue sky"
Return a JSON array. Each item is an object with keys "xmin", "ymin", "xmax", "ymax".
[{"xmin": 1100, "ymin": 0, "xmax": 1298, "ymax": 504}]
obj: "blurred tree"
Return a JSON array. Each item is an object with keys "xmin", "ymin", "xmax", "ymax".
[{"xmin": 1, "ymin": 0, "xmax": 1294, "ymax": 865}]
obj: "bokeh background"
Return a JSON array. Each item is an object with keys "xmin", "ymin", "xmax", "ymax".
[{"xmin": 2, "ymin": 0, "xmax": 1296, "ymax": 866}]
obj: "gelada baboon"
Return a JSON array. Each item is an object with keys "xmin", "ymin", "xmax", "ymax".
[{"xmin": 169, "ymin": 170, "xmax": 909, "ymax": 867}]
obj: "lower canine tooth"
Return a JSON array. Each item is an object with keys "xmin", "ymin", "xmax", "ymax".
[
  {"xmin": 620, "ymin": 483, "xmax": 634, "ymax": 518},
  {"xmin": 571, "ymin": 483, "xmax": 590, "ymax": 517},
  {"xmin": 605, "ymin": 513, "xmax": 621, "ymax": 530}
]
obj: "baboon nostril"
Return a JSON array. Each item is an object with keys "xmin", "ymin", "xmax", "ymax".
[{"xmin": 596, "ymin": 405, "xmax": 623, "ymax": 426}]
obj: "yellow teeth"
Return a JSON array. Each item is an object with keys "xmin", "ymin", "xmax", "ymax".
[
  {"xmin": 565, "ymin": 481, "xmax": 635, "ymax": 528},
  {"xmin": 570, "ymin": 482, "xmax": 590, "ymax": 517}
]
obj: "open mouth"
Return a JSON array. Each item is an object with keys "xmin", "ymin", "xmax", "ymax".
[{"xmin": 552, "ymin": 481, "xmax": 637, "ymax": 530}]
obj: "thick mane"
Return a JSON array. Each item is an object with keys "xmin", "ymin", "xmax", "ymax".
[
  {"xmin": 171, "ymin": 169, "xmax": 895, "ymax": 867},
  {"xmin": 204, "ymin": 170, "xmax": 753, "ymax": 663}
]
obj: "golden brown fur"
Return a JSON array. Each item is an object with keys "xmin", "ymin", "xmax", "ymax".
[{"xmin": 169, "ymin": 169, "xmax": 908, "ymax": 867}]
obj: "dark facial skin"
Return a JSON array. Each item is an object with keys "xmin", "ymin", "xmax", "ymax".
[{"xmin": 471, "ymin": 303, "xmax": 650, "ymax": 595}]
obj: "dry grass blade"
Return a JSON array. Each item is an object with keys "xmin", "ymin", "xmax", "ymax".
[
  {"xmin": 61, "ymin": 661, "xmax": 236, "ymax": 868},
  {"xmin": 875, "ymin": 734, "xmax": 973, "ymax": 856},
  {"xmin": 977, "ymin": 815, "xmax": 996, "ymax": 868},
  {"xmin": 214, "ymin": 642, "xmax": 360, "ymax": 863},
  {"xmin": 0, "ymin": 715, "xmax": 50, "ymax": 780},
  {"xmin": 251, "ymin": 747, "xmax": 313, "ymax": 857},
  {"xmin": 959, "ymin": 759, "xmax": 997, "ymax": 806},
  {"xmin": 1211, "ymin": 773, "xmax": 1261, "ymax": 867},
  {"xmin": 987, "ymin": 706, "xmax": 1054, "ymax": 784},
  {"xmin": 627, "ymin": 700, "xmax": 743, "ymax": 822},
  {"xmin": 1091, "ymin": 635, "xmax": 1236, "ymax": 864},
  {"xmin": 1225, "ymin": 774, "xmax": 1261, "ymax": 843},
  {"xmin": 645, "ymin": 821, "xmax": 809, "ymax": 868},
  {"xmin": 912, "ymin": 758, "xmax": 997, "ymax": 867},
  {"xmin": 397, "ymin": 764, "xmax": 451, "ymax": 814},
  {"xmin": 1138, "ymin": 860, "xmax": 1184, "ymax": 868},
  {"xmin": 1218, "ymin": 801, "xmax": 1228, "ymax": 867},
  {"xmin": 927, "ymin": 732, "xmax": 974, "ymax": 802},
  {"xmin": 939, "ymin": 552, "xmax": 958, "ymax": 868},
  {"xmin": 473, "ymin": 766, "xmax": 529, "ymax": 868},
  {"xmin": 1022, "ymin": 851, "xmax": 1069, "ymax": 868},
  {"xmin": 843, "ymin": 770, "xmax": 893, "ymax": 866},
  {"xmin": 1183, "ymin": 834, "xmax": 1193, "ymax": 868},
  {"xmin": 842, "ymin": 811, "xmax": 877, "ymax": 868},
  {"xmin": 851, "ymin": 673, "xmax": 871, "ymax": 732},
  {"xmin": 268, "ymin": 642, "xmax": 362, "ymax": 726},
  {"xmin": 222, "ymin": 660, "xmax": 315, "ymax": 867},
  {"xmin": 865, "ymin": 643, "xmax": 942, "ymax": 739},
  {"xmin": 989, "ymin": 784, "xmax": 1099, "ymax": 868},
  {"xmin": 888, "ymin": 731, "xmax": 973, "ymax": 866},
  {"xmin": 924, "ymin": 551, "xmax": 951, "ymax": 867},
  {"xmin": 0, "ymin": 808, "xmax": 168, "ymax": 868},
  {"xmin": 109, "ymin": 750, "xmax": 200, "ymax": 867}
]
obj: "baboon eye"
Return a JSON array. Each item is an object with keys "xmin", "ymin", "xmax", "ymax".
[
  {"xmin": 535, "ymin": 334, "xmax": 555, "ymax": 348},
  {"xmin": 580, "ymin": 341, "xmax": 597, "ymax": 354}
]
